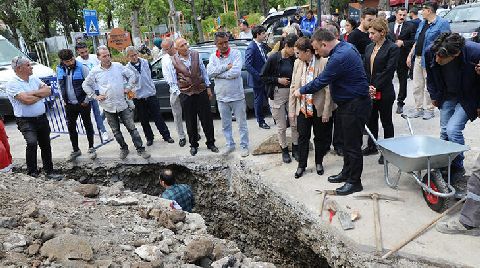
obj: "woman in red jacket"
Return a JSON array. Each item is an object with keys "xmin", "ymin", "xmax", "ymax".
[{"xmin": 0, "ymin": 115, "xmax": 13, "ymax": 172}]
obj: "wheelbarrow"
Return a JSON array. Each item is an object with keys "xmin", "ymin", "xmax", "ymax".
[{"xmin": 364, "ymin": 115, "xmax": 469, "ymax": 213}]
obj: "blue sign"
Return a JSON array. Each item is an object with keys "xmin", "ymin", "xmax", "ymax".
[{"xmin": 83, "ymin": 9, "xmax": 100, "ymax": 36}]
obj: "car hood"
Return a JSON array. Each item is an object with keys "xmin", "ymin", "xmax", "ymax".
[
  {"xmin": 0, "ymin": 62, "xmax": 55, "ymax": 83},
  {"xmin": 449, "ymin": 21, "xmax": 480, "ymax": 33},
  {"xmin": 261, "ymin": 6, "xmax": 300, "ymax": 27}
]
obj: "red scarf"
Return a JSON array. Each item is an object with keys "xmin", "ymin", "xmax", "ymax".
[{"xmin": 216, "ymin": 47, "xmax": 231, "ymax": 58}]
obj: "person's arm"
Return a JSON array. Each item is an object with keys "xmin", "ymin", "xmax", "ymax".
[
  {"xmin": 289, "ymin": 60, "xmax": 300, "ymax": 118},
  {"xmin": 81, "ymin": 65, "xmax": 91, "ymax": 104},
  {"xmin": 206, "ymin": 54, "xmax": 228, "ymax": 79},
  {"xmin": 82, "ymin": 69, "xmax": 99, "ymax": 100},
  {"xmin": 373, "ymin": 44, "xmax": 400, "ymax": 90},
  {"xmin": 260, "ymin": 53, "xmax": 279, "ymax": 86},
  {"xmin": 299, "ymin": 57, "xmax": 339, "ymax": 94},
  {"xmin": 162, "ymin": 57, "xmax": 180, "ymax": 95},
  {"xmin": 403, "ymin": 23, "xmax": 417, "ymax": 48},
  {"xmin": 198, "ymin": 57, "xmax": 210, "ymax": 87},
  {"xmin": 122, "ymin": 65, "xmax": 136, "ymax": 90},
  {"xmin": 244, "ymin": 45, "xmax": 261, "ymax": 80},
  {"xmin": 219, "ymin": 50, "xmax": 242, "ymax": 79},
  {"xmin": 30, "ymin": 78, "xmax": 51, "ymax": 98},
  {"xmin": 425, "ymin": 50, "xmax": 441, "ymax": 106}
]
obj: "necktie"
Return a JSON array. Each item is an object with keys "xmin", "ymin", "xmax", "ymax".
[
  {"xmin": 259, "ymin": 43, "xmax": 266, "ymax": 60},
  {"xmin": 395, "ymin": 24, "xmax": 401, "ymax": 39}
]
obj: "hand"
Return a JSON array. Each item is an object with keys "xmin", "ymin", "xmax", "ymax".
[
  {"xmin": 432, "ymin": 100, "xmax": 439, "ymax": 107},
  {"xmin": 406, "ymin": 56, "xmax": 412, "ymax": 68},
  {"xmin": 395, "ymin": 40, "xmax": 404, "ymax": 47},
  {"xmin": 96, "ymin": 95, "xmax": 106, "ymax": 102},
  {"xmin": 294, "ymin": 89, "xmax": 301, "ymax": 97},
  {"xmin": 278, "ymin": 77, "xmax": 290, "ymax": 86},
  {"xmin": 207, "ymin": 88, "xmax": 213, "ymax": 100},
  {"xmin": 80, "ymin": 102, "xmax": 90, "ymax": 108},
  {"xmin": 226, "ymin": 63, "xmax": 233, "ymax": 70},
  {"xmin": 475, "ymin": 62, "xmax": 480, "ymax": 75},
  {"xmin": 369, "ymin": 85, "xmax": 376, "ymax": 99},
  {"xmin": 322, "ymin": 116, "xmax": 329, "ymax": 123}
]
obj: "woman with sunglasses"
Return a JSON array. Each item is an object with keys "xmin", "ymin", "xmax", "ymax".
[{"xmin": 363, "ymin": 18, "xmax": 399, "ymax": 164}]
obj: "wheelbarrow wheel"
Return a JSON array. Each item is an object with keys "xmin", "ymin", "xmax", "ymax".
[{"xmin": 421, "ymin": 170, "xmax": 454, "ymax": 213}]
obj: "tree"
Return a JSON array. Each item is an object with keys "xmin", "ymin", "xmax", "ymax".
[{"xmin": 13, "ymin": 0, "xmax": 42, "ymax": 44}]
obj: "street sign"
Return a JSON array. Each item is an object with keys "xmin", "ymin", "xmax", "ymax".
[
  {"xmin": 107, "ymin": 28, "xmax": 132, "ymax": 51},
  {"xmin": 83, "ymin": 9, "xmax": 100, "ymax": 36}
]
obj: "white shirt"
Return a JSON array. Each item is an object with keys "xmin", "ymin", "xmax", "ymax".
[
  {"xmin": 254, "ymin": 40, "xmax": 267, "ymax": 60},
  {"xmin": 76, "ymin": 54, "xmax": 100, "ymax": 70},
  {"xmin": 239, "ymin": 31, "xmax": 253, "ymax": 39},
  {"xmin": 82, "ymin": 62, "xmax": 136, "ymax": 113},
  {"xmin": 6, "ymin": 75, "xmax": 46, "ymax": 117},
  {"xmin": 393, "ymin": 22, "xmax": 403, "ymax": 36}
]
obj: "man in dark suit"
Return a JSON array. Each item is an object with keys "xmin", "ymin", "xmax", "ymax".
[
  {"xmin": 245, "ymin": 25, "xmax": 271, "ymax": 129},
  {"xmin": 389, "ymin": 7, "xmax": 417, "ymax": 114}
]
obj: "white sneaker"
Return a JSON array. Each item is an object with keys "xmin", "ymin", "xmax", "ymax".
[
  {"xmin": 101, "ymin": 132, "xmax": 110, "ymax": 142},
  {"xmin": 240, "ymin": 148, "xmax": 249, "ymax": 157},
  {"xmin": 222, "ymin": 147, "xmax": 235, "ymax": 156}
]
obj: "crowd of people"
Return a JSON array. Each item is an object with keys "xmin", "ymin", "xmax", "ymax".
[{"xmin": 4, "ymin": 2, "xmax": 480, "ymax": 235}]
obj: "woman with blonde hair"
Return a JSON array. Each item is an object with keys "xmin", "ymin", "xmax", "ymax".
[
  {"xmin": 289, "ymin": 37, "xmax": 334, "ymax": 178},
  {"xmin": 362, "ymin": 18, "xmax": 399, "ymax": 164}
]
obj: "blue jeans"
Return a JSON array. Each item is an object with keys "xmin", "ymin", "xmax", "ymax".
[
  {"xmin": 217, "ymin": 99, "xmax": 249, "ymax": 149},
  {"xmin": 90, "ymin": 99, "xmax": 106, "ymax": 133},
  {"xmin": 440, "ymin": 99, "xmax": 468, "ymax": 168}
]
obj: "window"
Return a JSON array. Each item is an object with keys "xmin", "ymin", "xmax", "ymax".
[{"xmin": 151, "ymin": 59, "xmax": 163, "ymax": 79}]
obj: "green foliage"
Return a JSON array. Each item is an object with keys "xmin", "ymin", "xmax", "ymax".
[
  {"xmin": 201, "ymin": 17, "xmax": 216, "ymax": 35},
  {"xmin": 330, "ymin": 0, "xmax": 350, "ymax": 15},
  {"xmin": 245, "ymin": 13, "xmax": 263, "ymax": 26},
  {"xmin": 220, "ymin": 12, "xmax": 237, "ymax": 29},
  {"xmin": 12, "ymin": 0, "xmax": 42, "ymax": 42}
]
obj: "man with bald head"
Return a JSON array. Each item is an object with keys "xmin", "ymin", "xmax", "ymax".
[
  {"xmin": 163, "ymin": 38, "xmax": 218, "ymax": 156},
  {"xmin": 6, "ymin": 56, "xmax": 62, "ymax": 179}
]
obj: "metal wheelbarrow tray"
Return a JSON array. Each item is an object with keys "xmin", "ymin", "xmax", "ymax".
[{"xmin": 365, "ymin": 116, "xmax": 469, "ymax": 212}]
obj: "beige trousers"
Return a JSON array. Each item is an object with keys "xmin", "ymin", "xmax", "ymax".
[
  {"xmin": 269, "ymin": 87, "xmax": 298, "ymax": 148},
  {"xmin": 413, "ymin": 56, "xmax": 434, "ymax": 111}
]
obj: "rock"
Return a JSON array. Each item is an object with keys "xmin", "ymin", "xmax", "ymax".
[
  {"xmin": 134, "ymin": 245, "xmax": 164, "ymax": 262},
  {"xmin": 3, "ymin": 233, "xmax": 28, "ymax": 251},
  {"xmin": 184, "ymin": 238, "xmax": 214, "ymax": 263},
  {"xmin": 211, "ymin": 256, "xmax": 239, "ymax": 268},
  {"xmin": 31, "ymin": 260, "xmax": 42, "ymax": 268},
  {"xmin": 94, "ymin": 259, "xmax": 114, "ymax": 268},
  {"xmin": 131, "ymin": 261, "xmax": 164, "ymax": 268},
  {"xmin": 23, "ymin": 203, "xmax": 39, "ymax": 218},
  {"xmin": 27, "ymin": 244, "xmax": 41, "ymax": 255},
  {"xmin": 40, "ymin": 234, "xmax": 93, "ymax": 261},
  {"xmin": 252, "ymin": 135, "xmax": 311, "ymax": 155},
  {"xmin": 119, "ymin": 244, "xmax": 135, "ymax": 251},
  {"xmin": 40, "ymin": 229, "xmax": 56, "ymax": 242},
  {"xmin": 156, "ymin": 240, "xmax": 170, "ymax": 254},
  {"xmin": 105, "ymin": 196, "xmax": 139, "ymax": 206},
  {"xmin": 105, "ymin": 181, "xmax": 124, "ymax": 196},
  {"xmin": 0, "ymin": 217, "xmax": 18, "ymax": 228},
  {"xmin": 157, "ymin": 211, "xmax": 176, "ymax": 231},
  {"xmin": 73, "ymin": 184, "xmax": 100, "ymax": 198},
  {"xmin": 212, "ymin": 243, "xmax": 228, "ymax": 260},
  {"xmin": 198, "ymin": 257, "xmax": 213, "ymax": 268},
  {"xmin": 168, "ymin": 210, "xmax": 186, "ymax": 223},
  {"xmin": 133, "ymin": 226, "xmax": 151, "ymax": 234},
  {"xmin": 133, "ymin": 240, "xmax": 148, "ymax": 247}
]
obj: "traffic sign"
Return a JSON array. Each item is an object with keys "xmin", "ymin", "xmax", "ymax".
[{"xmin": 83, "ymin": 9, "xmax": 100, "ymax": 36}]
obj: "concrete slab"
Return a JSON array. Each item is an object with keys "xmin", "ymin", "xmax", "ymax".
[{"xmin": 4, "ymin": 79, "xmax": 480, "ymax": 266}]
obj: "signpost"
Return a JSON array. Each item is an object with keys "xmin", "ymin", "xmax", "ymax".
[{"xmin": 83, "ymin": 9, "xmax": 100, "ymax": 51}]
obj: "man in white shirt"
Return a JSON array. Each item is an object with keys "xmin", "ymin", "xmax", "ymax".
[
  {"xmin": 238, "ymin": 20, "xmax": 253, "ymax": 39},
  {"xmin": 75, "ymin": 42, "xmax": 110, "ymax": 142},
  {"xmin": 82, "ymin": 46, "xmax": 150, "ymax": 160}
]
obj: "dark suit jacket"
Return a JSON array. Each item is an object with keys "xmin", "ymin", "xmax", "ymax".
[
  {"xmin": 388, "ymin": 21, "xmax": 417, "ymax": 61},
  {"xmin": 364, "ymin": 39, "xmax": 400, "ymax": 95},
  {"xmin": 245, "ymin": 41, "xmax": 270, "ymax": 88}
]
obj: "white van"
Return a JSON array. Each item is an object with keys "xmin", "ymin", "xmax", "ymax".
[{"xmin": 0, "ymin": 35, "xmax": 56, "ymax": 116}]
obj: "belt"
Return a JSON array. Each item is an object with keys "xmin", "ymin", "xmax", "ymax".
[
  {"xmin": 336, "ymin": 95, "xmax": 369, "ymax": 106},
  {"xmin": 17, "ymin": 114, "xmax": 47, "ymax": 120}
]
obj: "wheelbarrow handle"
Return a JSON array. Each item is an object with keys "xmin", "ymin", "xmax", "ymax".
[
  {"xmin": 401, "ymin": 114, "xmax": 414, "ymax": 135},
  {"xmin": 364, "ymin": 125, "xmax": 379, "ymax": 146}
]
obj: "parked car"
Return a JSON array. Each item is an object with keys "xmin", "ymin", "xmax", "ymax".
[
  {"xmin": 443, "ymin": 3, "xmax": 480, "ymax": 42},
  {"xmin": 0, "ymin": 35, "xmax": 57, "ymax": 117},
  {"xmin": 150, "ymin": 40, "xmax": 258, "ymax": 114},
  {"xmin": 262, "ymin": 6, "xmax": 302, "ymax": 46}
]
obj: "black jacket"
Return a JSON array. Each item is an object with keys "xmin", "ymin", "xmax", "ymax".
[
  {"xmin": 260, "ymin": 52, "xmax": 295, "ymax": 100},
  {"xmin": 388, "ymin": 21, "xmax": 417, "ymax": 61},
  {"xmin": 364, "ymin": 39, "xmax": 400, "ymax": 95},
  {"xmin": 426, "ymin": 41, "xmax": 480, "ymax": 121}
]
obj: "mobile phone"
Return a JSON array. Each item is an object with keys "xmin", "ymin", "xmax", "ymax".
[{"xmin": 375, "ymin": 91, "xmax": 382, "ymax": 100}]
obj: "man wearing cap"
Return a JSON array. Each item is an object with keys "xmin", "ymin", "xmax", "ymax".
[
  {"xmin": 406, "ymin": 1, "xmax": 450, "ymax": 120},
  {"xmin": 6, "ymin": 56, "xmax": 62, "ymax": 179}
]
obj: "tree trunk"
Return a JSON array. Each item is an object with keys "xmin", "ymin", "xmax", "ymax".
[
  {"xmin": 131, "ymin": 8, "xmax": 141, "ymax": 46},
  {"xmin": 323, "ymin": 0, "xmax": 331, "ymax": 15},
  {"xmin": 39, "ymin": 4, "xmax": 51, "ymax": 37},
  {"xmin": 167, "ymin": 0, "xmax": 180, "ymax": 34},
  {"xmin": 261, "ymin": 0, "xmax": 269, "ymax": 16},
  {"xmin": 190, "ymin": 0, "xmax": 204, "ymax": 42}
]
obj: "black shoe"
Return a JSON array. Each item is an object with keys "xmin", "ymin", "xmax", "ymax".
[
  {"xmin": 207, "ymin": 145, "xmax": 219, "ymax": 153},
  {"xmin": 396, "ymin": 105, "xmax": 404, "ymax": 115},
  {"xmin": 335, "ymin": 148, "xmax": 344, "ymax": 157},
  {"xmin": 28, "ymin": 171, "xmax": 40, "ymax": 178},
  {"xmin": 146, "ymin": 140, "xmax": 154, "ymax": 146},
  {"xmin": 328, "ymin": 173, "xmax": 348, "ymax": 183},
  {"xmin": 295, "ymin": 167, "xmax": 305, "ymax": 179},
  {"xmin": 46, "ymin": 173, "xmax": 64, "ymax": 181},
  {"xmin": 378, "ymin": 155, "xmax": 384, "ymax": 165},
  {"xmin": 281, "ymin": 147, "xmax": 292, "ymax": 163},
  {"xmin": 316, "ymin": 163, "xmax": 324, "ymax": 175},
  {"xmin": 190, "ymin": 147, "xmax": 198, "ymax": 156},
  {"xmin": 362, "ymin": 146, "xmax": 378, "ymax": 156},
  {"xmin": 165, "ymin": 137, "xmax": 174, "ymax": 143},
  {"xmin": 179, "ymin": 138, "xmax": 186, "ymax": 147},
  {"xmin": 291, "ymin": 144, "xmax": 299, "ymax": 161},
  {"xmin": 197, "ymin": 134, "xmax": 202, "ymax": 141},
  {"xmin": 259, "ymin": 122, "xmax": 270, "ymax": 129},
  {"xmin": 335, "ymin": 182, "xmax": 363, "ymax": 196}
]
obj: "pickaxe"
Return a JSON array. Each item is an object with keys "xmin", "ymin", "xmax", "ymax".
[
  {"xmin": 354, "ymin": 193, "xmax": 402, "ymax": 253},
  {"xmin": 316, "ymin": 189, "xmax": 336, "ymax": 217}
]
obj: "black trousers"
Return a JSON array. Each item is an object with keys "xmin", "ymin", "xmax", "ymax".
[
  {"xmin": 16, "ymin": 114, "xmax": 53, "ymax": 175},
  {"xmin": 396, "ymin": 57, "xmax": 409, "ymax": 106},
  {"xmin": 297, "ymin": 108, "xmax": 333, "ymax": 168},
  {"xmin": 133, "ymin": 95, "xmax": 171, "ymax": 142},
  {"xmin": 367, "ymin": 91, "xmax": 395, "ymax": 148},
  {"xmin": 337, "ymin": 96, "xmax": 372, "ymax": 184},
  {"xmin": 65, "ymin": 103, "xmax": 94, "ymax": 151},
  {"xmin": 332, "ymin": 109, "xmax": 343, "ymax": 151},
  {"xmin": 179, "ymin": 90, "xmax": 215, "ymax": 148}
]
